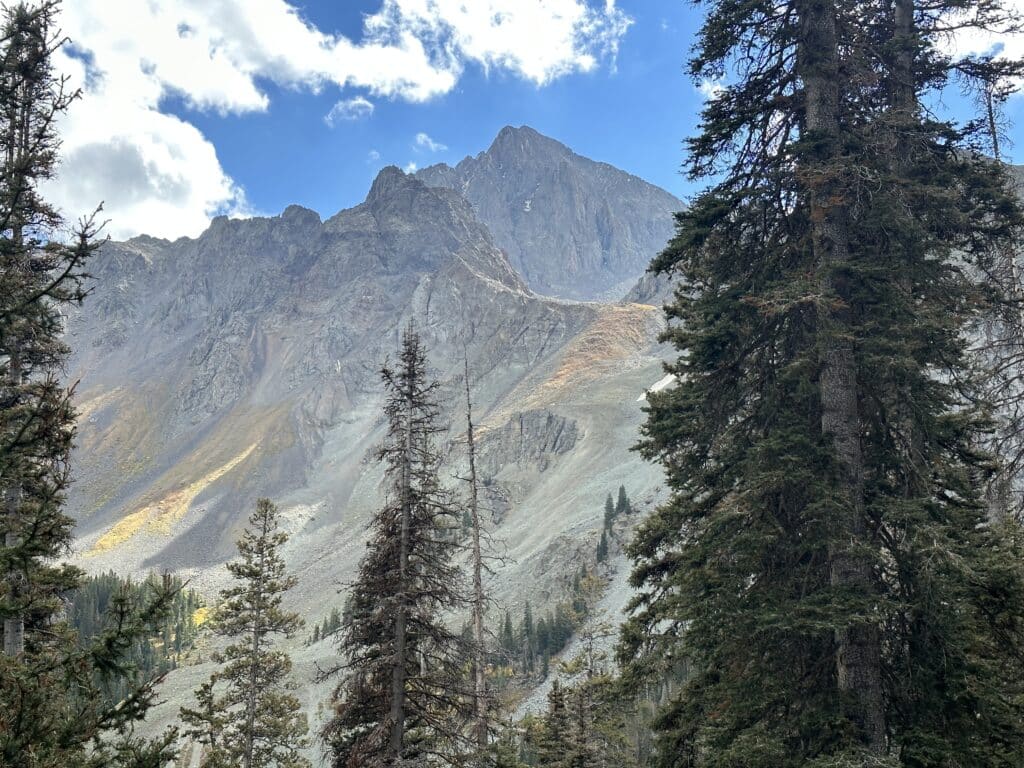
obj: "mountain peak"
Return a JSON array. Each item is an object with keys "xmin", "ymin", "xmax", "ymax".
[
  {"xmin": 366, "ymin": 165, "xmax": 413, "ymax": 204},
  {"xmin": 416, "ymin": 126, "xmax": 682, "ymax": 300},
  {"xmin": 487, "ymin": 125, "xmax": 567, "ymax": 163},
  {"xmin": 279, "ymin": 204, "xmax": 321, "ymax": 228}
]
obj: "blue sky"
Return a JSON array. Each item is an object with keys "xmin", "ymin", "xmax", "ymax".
[
  {"xmin": 168, "ymin": 1, "xmax": 700, "ymax": 222},
  {"xmin": 49, "ymin": 0, "xmax": 1023, "ymax": 240}
]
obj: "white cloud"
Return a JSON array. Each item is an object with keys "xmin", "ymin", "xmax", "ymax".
[
  {"xmin": 404, "ymin": 161, "xmax": 418, "ymax": 173},
  {"xmin": 367, "ymin": 149, "xmax": 382, "ymax": 163},
  {"xmin": 369, "ymin": 0, "xmax": 633, "ymax": 85},
  {"xmin": 947, "ymin": 1, "xmax": 1024, "ymax": 93},
  {"xmin": 697, "ymin": 78, "xmax": 726, "ymax": 100},
  {"xmin": 414, "ymin": 132, "xmax": 447, "ymax": 152},
  {"xmin": 44, "ymin": 46, "xmax": 250, "ymax": 241},
  {"xmin": 325, "ymin": 96, "xmax": 375, "ymax": 126},
  {"xmin": 47, "ymin": 0, "xmax": 632, "ymax": 239}
]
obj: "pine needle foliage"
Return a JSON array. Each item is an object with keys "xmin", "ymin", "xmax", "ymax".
[
  {"xmin": 181, "ymin": 498, "xmax": 309, "ymax": 768},
  {"xmin": 321, "ymin": 324, "xmax": 471, "ymax": 767},
  {"xmin": 0, "ymin": 3, "xmax": 179, "ymax": 765},
  {"xmin": 620, "ymin": 0, "xmax": 1024, "ymax": 764}
]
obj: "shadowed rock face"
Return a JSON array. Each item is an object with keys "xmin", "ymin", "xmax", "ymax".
[
  {"xmin": 476, "ymin": 410, "xmax": 579, "ymax": 476},
  {"xmin": 417, "ymin": 125, "xmax": 682, "ymax": 300}
]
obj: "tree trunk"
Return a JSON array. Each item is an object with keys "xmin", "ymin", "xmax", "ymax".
[
  {"xmin": 3, "ymin": 516, "xmax": 23, "ymax": 657},
  {"xmin": 389, "ymin": 380, "xmax": 413, "ymax": 758},
  {"xmin": 798, "ymin": 0, "xmax": 886, "ymax": 752},
  {"xmin": 242, "ymin": 512, "xmax": 268, "ymax": 768},
  {"xmin": 464, "ymin": 354, "xmax": 488, "ymax": 753},
  {"xmin": 3, "ymin": 353, "xmax": 23, "ymax": 659}
]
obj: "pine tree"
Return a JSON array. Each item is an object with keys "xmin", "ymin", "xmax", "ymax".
[
  {"xmin": 181, "ymin": 498, "xmax": 309, "ymax": 768},
  {"xmin": 595, "ymin": 531, "xmax": 608, "ymax": 564},
  {"xmin": 621, "ymin": 0, "xmax": 1024, "ymax": 763},
  {"xmin": 603, "ymin": 495, "xmax": 614, "ymax": 530},
  {"xmin": 66, "ymin": 571, "xmax": 202, "ymax": 704},
  {"xmin": 522, "ymin": 602, "xmax": 535, "ymax": 672},
  {"xmin": 326, "ymin": 606, "xmax": 342, "ymax": 637},
  {"xmin": 321, "ymin": 324, "xmax": 470, "ymax": 766},
  {"xmin": 490, "ymin": 725, "xmax": 527, "ymax": 768},
  {"xmin": 536, "ymin": 680, "xmax": 571, "ymax": 768},
  {"xmin": 463, "ymin": 351, "xmax": 491, "ymax": 754},
  {"xmin": 500, "ymin": 610, "xmax": 516, "ymax": 660},
  {"xmin": 614, "ymin": 486, "xmax": 629, "ymax": 517},
  {"xmin": 0, "ymin": 3, "xmax": 178, "ymax": 765}
]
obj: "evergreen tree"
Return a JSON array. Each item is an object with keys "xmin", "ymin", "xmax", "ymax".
[
  {"xmin": 0, "ymin": 3, "xmax": 178, "ymax": 765},
  {"xmin": 489, "ymin": 725, "xmax": 527, "ymax": 768},
  {"xmin": 181, "ymin": 498, "xmax": 309, "ymax": 768},
  {"xmin": 67, "ymin": 572, "xmax": 202, "ymax": 706},
  {"xmin": 595, "ymin": 531, "xmax": 608, "ymax": 564},
  {"xmin": 536, "ymin": 617, "xmax": 550, "ymax": 659},
  {"xmin": 321, "ymin": 324, "xmax": 470, "ymax": 766},
  {"xmin": 536, "ymin": 680, "xmax": 571, "ymax": 768},
  {"xmin": 614, "ymin": 486, "xmax": 629, "ymax": 517},
  {"xmin": 603, "ymin": 495, "xmax": 614, "ymax": 530},
  {"xmin": 463, "ymin": 351, "xmax": 491, "ymax": 754},
  {"xmin": 500, "ymin": 610, "xmax": 516, "ymax": 659},
  {"xmin": 522, "ymin": 601, "xmax": 535, "ymax": 671},
  {"xmin": 621, "ymin": 0, "xmax": 1024, "ymax": 763},
  {"xmin": 326, "ymin": 606, "xmax": 342, "ymax": 637}
]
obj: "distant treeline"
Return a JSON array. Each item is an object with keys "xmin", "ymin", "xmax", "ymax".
[{"xmin": 69, "ymin": 572, "xmax": 203, "ymax": 704}]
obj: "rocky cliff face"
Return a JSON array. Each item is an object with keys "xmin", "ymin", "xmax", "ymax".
[{"xmin": 417, "ymin": 125, "xmax": 681, "ymax": 300}]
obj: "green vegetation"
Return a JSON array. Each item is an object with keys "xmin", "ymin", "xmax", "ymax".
[
  {"xmin": 619, "ymin": 0, "xmax": 1024, "ymax": 763},
  {"xmin": 181, "ymin": 498, "xmax": 309, "ymax": 768},
  {"xmin": 597, "ymin": 486, "xmax": 632, "ymax": 562},
  {"xmin": 320, "ymin": 325, "xmax": 472, "ymax": 766},
  {"xmin": 69, "ymin": 572, "xmax": 202, "ymax": 705},
  {"xmin": 0, "ymin": 3, "xmax": 180, "ymax": 765},
  {"xmin": 306, "ymin": 605, "xmax": 343, "ymax": 645}
]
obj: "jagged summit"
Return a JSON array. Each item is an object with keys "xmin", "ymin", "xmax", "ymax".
[
  {"xmin": 279, "ymin": 204, "xmax": 321, "ymax": 226},
  {"xmin": 365, "ymin": 164, "xmax": 409, "ymax": 204},
  {"xmin": 417, "ymin": 125, "xmax": 681, "ymax": 300},
  {"xmin": 486, "ymin": 124, "xmax": 569, "ymax": 163}
]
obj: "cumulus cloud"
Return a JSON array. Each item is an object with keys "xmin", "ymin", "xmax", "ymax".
[
  {"xmin": 46, "ymin": 0, "xmax": 632, "ymax": 239},
  {"xmin": 325, "ymin": 96, "xmax": 375, "ymax": 126},
  {"xmin": 947, "ymin": 0, "xmax": 1024, "ymax": 92},
  {"xmin": 367, "ymin": 149, "xmax": 382, "ymax": 163},
  {"xmin": 404, "ymin": 161, "xmax": 418, "ymax": 173},
  {"xmin": 414, "ymin": 132, "xmax": 447, "ymax": 152},
  {"xmin": 697, "ymin": 78, "xmax": 726, "ymax": 100}
]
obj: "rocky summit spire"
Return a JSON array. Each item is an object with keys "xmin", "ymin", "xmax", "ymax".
[
  {"xmin": 416, "ymin": 125, "xmax": 682, "ymax": 300},
  {"xmin": 365, "ymin": 165, "xmax": 411, "ymax": 205}
]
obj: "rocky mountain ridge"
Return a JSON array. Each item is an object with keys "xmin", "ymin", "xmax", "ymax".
[{"xmin": 417, "ymin": 125, "xmax": 682, "ymax": 300}]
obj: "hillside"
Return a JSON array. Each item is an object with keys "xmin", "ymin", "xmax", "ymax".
[{"xmin": 62, "ymin": 128, "xmax": 678, "ymax": 744}]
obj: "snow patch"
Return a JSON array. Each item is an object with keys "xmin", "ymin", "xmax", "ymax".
[{"xmin": 637, "ymin": 373, "xmax": 677, "ymax": 402}]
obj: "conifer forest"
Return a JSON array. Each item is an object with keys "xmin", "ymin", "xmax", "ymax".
[{"xmin": 3, "ymin": 0, "xmax": 1024, "ymax": 765}]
